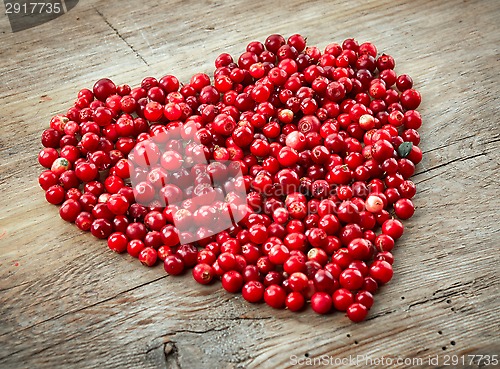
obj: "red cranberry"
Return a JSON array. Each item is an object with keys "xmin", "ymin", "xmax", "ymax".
[
  {"xmin": 264, "ymin": 285, "xmax": 286, "ymax": 309},
  {"xmin": 108, "ymin": 232, "xmax": 128, "ymax": 253},
  {"xmin": 75, "ymin": 212, "xmax": 93, "ymax": 231},
  {"xmin": 91, "ymin": 219, "xmax": 113, "ymax": 239},
  {"xmin": 139, "ymin": 247, "xmax": 158, "ymax": 267},
  {"xmin": 347, "ymin": 302, "xmax": 368, "ymax": 322},
  {"xmin": 242, "ymin": 281, "xmax": 264, "ymax": 303},
  {"xmin": 369, "ymin": 260, "xmax": 393, "ymax": 284},
  {"xmin": 59, "ymin": 199, "xmax": 81, "ymax": 222},
  {"xmin": 340, "ymin": 268, "xmax": 364, "ymax": 290},
  {"xmin": 46, "ymin": 185, "xmax": 66, "ymax": 205},
  {"xmin": 164, "ymin": 255, "xmax": 184, "ymax": 275},
  {"xmin": 93, "ymin": 78, "xmax": 116, "ymax": 101},
  {"xmin": 286, "ymin": 292, "xmax": 306, "ymax": 312},
  {"xmin": 222, "ymin": 271, "xmax": 244, "ymax": 293},
  {"xmin": 382, "ymin": 219, "xmax": 404, "ymax": 239},
  {"xmin": 311, "ymin": 292, "xmax": 333, "ymax": 314},
  {"xmin": 192, "ymin": 264, "xmax": 215, "ymax": 285},
  {"xmin": 394, "ymin": 198, "xmax": 415, "ymax": 219},
  {"xmin": 333, "ymin": 288, "xmax": 354, "ymax": 311}
]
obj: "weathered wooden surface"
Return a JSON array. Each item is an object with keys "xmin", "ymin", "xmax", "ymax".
[{"xmin": 0, "ymin": 0, "xmax": 499, "ymax": 368}]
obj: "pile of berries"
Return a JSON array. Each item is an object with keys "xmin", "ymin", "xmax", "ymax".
[{"xmin": 37, "ymin": 34, "xmax": 422, "ymax": 322}]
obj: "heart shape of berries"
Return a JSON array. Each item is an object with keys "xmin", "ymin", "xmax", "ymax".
[{"xmin": 37, "ymin": 34, "xmax": 422, "ymax": 322}]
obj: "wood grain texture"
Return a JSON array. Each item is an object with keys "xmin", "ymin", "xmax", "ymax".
[{"xmin": 1, "ymin": 0, "xmax": 499, "ymax": 368}]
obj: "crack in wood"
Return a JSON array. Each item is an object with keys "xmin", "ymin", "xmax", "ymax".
[
  {"xmin": 414, "ymin": 152, "xmax": 487, "ymax": 177},
  {"xmin": 162, "ymin": 316, "xmax": 272, "ymax": 322},
  {"xmin": 0, "ymin": 348, "xmax": 24, "ymax": 363},
  {"xmin": 485, "ymin": 136, "xmax": 500, "ymax": 146},
  {"xmin": 406, "ymin": 278, "xmax": 492, "ymax": 311},
  {"xmin": 93, "ymin": 7, "xmax": 149, "ymax": 66},
  {"xmin": 0, "ymin": 280, "xmax": 31, "ymax": 293},
  {"xmin": 414, "ymin": 171, "xmax": 443, "ymax": 185},
  {"xmin": 166, "ymin": 326, "xmax": 229, "ymax": 336},
  {"xmin": 0, "ymin": 331, "xmax": 79, "ymax": 362},
  {"xmin": 364, "ymin": 308, "xmax": 397, "ymax": 321},
  {"xmin": 0, "ymin": 275, "xmax": 167, "ymax": 338}
]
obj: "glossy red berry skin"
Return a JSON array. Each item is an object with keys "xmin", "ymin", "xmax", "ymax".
[
  {"xmin": 406, "ymin": 145, "xmax": 423, "ymax": 165},
  {"xmin": 38, "ymin": 148, "xmax": 59, "ymax": 168},
  {"xmin": 218, "ymin": 252, "xmax": 238, "ymax": 272},
  {"xmin": 107, "ymin": 194, "xmax": 130, "ymax": 215},
  {"xmin": 157, "ymin": 246, "xmax": 174, "ymax": 261},
  {"xmin": 126, "ymin": 222, "xmax": 148, "ymax": 241},
  {"xmin": 393, "ymin": 198, "xmax": 415, "ymax": 219},
  {"xmin": 45, "ymin": 185, "xmax": 66, "ymax": 205},
  {"xmin": 382, "ymin": 219, "xmax": 404, "ymax": 239},
  {"xmin": 75, "ymin": 162, "xmax": 98, "ymax": 182},
  {"xmin": 339, "ymin": 268, "xmax": 364, "ymax": 290},
  {"xmin": 144, "ymin": 101, "xmax": 164, "ymax": 122},
  {"xmin": 347, "ymin": 238, "xmax": 373, "ymax": 261},
  {"xmin": 288, "ymin": 272, "xmax": 309, "ymax": 292},
  {"xmin": 91, "ymin": 219, "xmax": 113, "ymax": 239},
  {"xmin": 93, "ymin": 78, "xmax": 116, "ymax": 101},
  {"xmin": 161, "ymin": 225, "xmax": 181, "ymax": 247},
  {"xmin": 59, "ymin": 199, "xmax": 81, "ymax": 222},
  {"xmin": 242, "ymin": 281, "xmax": 265, "ymax": 303},
  {"xmin": 369, "ymin": 260, "xmax": 393, "ymax": 285},
  {"xmin": 222, "ymin": 271, "xmax": 244, "ymax": 293},
  {"xmin": 376, "ymin": 251, "xmax": 395, "ymax": 265},
  {"xmin": 139, "ymin": 247, "xmax": 158, "ymax": 266},
  {"xmin": 72, "ymin": 209, "xmax": 91, "ymax": 228},
  {"xmin": 144, "ymin": 211, "xmax": 167, "ymax": 231},
  {"xmin": 127, "ymin": 239, "xmax": 145, "ymax": 258},
  {"xmin": 177, "ymin": 244, "xmax": 198, "ymax": 268},
  {"xmin": 399, "ymin": 180, "xmax": 417, "ymax": 199},
  {"xmin": 333, "ymin": 288, "xmax": 354, "ymax": 311},
  {"xmin": 41, "ymin": 128, "xmax": 62, "ymax": 148},
  {"xmin": 286, "ymin": 292, "xmax": 306, "ymax": 312},
  {"xmin": 371, "ymin": 139, "xmax": 394, "ymax": 162},
  {"xmin": 400, "ymin": 89, "xmax": 421, "ymax": 110},
  {"xmin": 346, "ymin": 302, "xmax": 368, "ymax": 322},
  {"xmin": 375, "ymin": 234, "xmax": 395, "ymax": 252},
  {"xmin": 396, "ymin": 74, "xmax": 413, "ymax": 91},
  {"xmin": 268, "ymin": 244, "xmax": 290, "ymax": 265},
  {"xmin": 355, "ymin": 290, "xmax": 374, "ymax": 309},
  {"xmin": 164, "ymin": 255, "xmax": 185, "ymax": 275},
  {"xmin": 264, "ymin": 285, "xmax": 287, "ymax": 309},
  {"xmin": 39, "ymin": 170, "xmax": 59, "ymax": 191},
  {"xmin": 108, "ymin": 232, "xmax": 128, "ymax": 253},
  {"xmin": 313, "ymin": 269, "xmax": 337, "ymax": 294},
  {"xmin": 104, "ymin": 175, "xmax": 125, "ymax": 194}
]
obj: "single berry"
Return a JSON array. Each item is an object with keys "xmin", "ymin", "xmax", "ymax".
[
  {"xmin": 242, "ymin": 281, "xmax": 265, "ymax": 303},
  {"xmin": 192, "ymin": 263, "xmax": 215, "ymax": 285},
  {"xmin": 264, "ymin": 285, "xmax": 286, "ymax": 309},
  {"xmin": 346, "ymin": 302, "xmax": 368, "ymax": 322},
  {"xmin": 139, "ymin": 247, "xmax": 158, "ymax": 267},
  {"xmin": 310, "ymin": 292, "xmax": 333, "ymax": 314}
]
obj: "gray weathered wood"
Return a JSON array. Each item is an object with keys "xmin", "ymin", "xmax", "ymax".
[{"xmin": 0, "ymin": 0, "xmax": 499, "ymax": 368}]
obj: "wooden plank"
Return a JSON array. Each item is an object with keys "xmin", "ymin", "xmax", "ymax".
[{"xmin": 0, "ymin": 0, "xmax": 499, "ymax": 368}]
